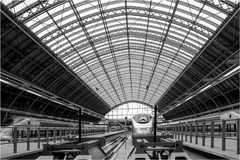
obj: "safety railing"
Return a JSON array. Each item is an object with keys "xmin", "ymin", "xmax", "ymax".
[
  {"xmin": 0, "ymin": 126, "xmax": 105, "ymax": 155},
  {"xmin": 162, "ymin": 118, "xmax": 240, "ymax": 154}
]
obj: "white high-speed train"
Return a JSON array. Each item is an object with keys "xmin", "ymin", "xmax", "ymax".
[
  {"xmin": 0, "ymin": 117, "xmax": 77, "ymax": 141},
  {"xmin": 132, "ymin": 114, "xmax": 153, "ymax": 135},
  {"xmin": 0, "ymin": 117, "xmax": 106, "ymax": 141}
]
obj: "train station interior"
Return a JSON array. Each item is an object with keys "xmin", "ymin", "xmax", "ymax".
[{"xmin": 0, "ymin": 0, "xmax": 239, "ymax": 159}]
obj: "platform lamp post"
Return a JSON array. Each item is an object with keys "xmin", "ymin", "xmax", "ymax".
[{"xmin": 79, "ymin": 107, "xmax": 82, "ymax": 143}]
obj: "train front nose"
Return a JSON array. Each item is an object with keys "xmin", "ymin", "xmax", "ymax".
[{"xmin": 135, "ymin": 128, "xmax": 152, "ymax": 134}]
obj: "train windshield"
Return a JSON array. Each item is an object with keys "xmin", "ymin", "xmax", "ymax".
[{"xmin": 138, "ymin": 116, "xmax": 150, "ymax": 123}]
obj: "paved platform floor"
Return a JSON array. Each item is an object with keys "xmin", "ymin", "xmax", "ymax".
[
  {"xmin": 113, "ymin": 135, "xmax": 134, "ymax": 160},
  {"xmin": 0, "ymin": 131, "xmax": 125, "ymax": 159},
  {"xmin": 172, "ymin": 135, "xmax": 239, "ymax": 160},
  {"xmin": 0, "ymin": 140, "xmax": 61, "ymax": 159}
]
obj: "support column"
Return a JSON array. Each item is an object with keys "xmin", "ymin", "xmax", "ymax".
[
  {"xmin": 154, "ymin": 105, "xmax": 157, "ymax": 142},
  {"xmin": 27, "ymin": 127, "xmax": 30, "ymax": 151},
  {"xmin": 46, "ymin": 128, "xmax": 49, "ymax": 144},
  {"xmin": 195, "ymin": 123, "xmax": 198, "ymax": 144},
  {"xmin": 53, "ymin": 128, "xmax": 56, "ymax": 143},
  {"xmin": 190, "ymin": 123, "xmax": 192, "ymax": 143},
  {"xmin": 211, "ymin": 121, "xmax": 214, "ymax": 148},
  {"xmin": 60, "ymin": 128, "xmax": 62, "ymax": 142},
  {"xmin": 181, "ymin": 123, "xmax": 183, "ymax": 141},
  {"xmin": 222, "ymin": 120, "xmax": 226, "ymax": 151},
  {"xmin": 79, "ymin": 108, "xmax": 82, "ymax": 143},
  {"xmin": 237, "ymin": 118, "xmax": 239, "ymax": 154},
  {"xmin": 185, "ymin": 123, "xmax": 187, "ymax": 142},
  {"xmin": 202, "ymin": 121, "xmax": 205, "ymax": 146},
  {"xmin": 174, "ymin": 125, "xmax": 177, "ymax": 139},
  {"xmin": 37, "ymin": 128, "xmax": 40, "ymax": 148},
  {"xmin": 13, "ymin": 127, "xmax": 17, "ymax": 153},
  {"xmin": 178, "ymin": 125, "xmax": 180, "ymax": 140}
]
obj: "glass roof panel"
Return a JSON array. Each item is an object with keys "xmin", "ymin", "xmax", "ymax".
[{"xmin": 2, "ymin": 0, "xmax": 237, "ymax": 111}]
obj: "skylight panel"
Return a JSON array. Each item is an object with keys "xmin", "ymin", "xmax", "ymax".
[
  {"xmin": 186, "ymin": 33, "xmax": 205, "ymax": 46},
  {"xmin": 54, "ymin": 12, "xmax": 75, "ymax": 26},
  {"xmin": 152, "ymin": 4, "xmax": 173, "ymax": 13},
  {"xmin": 9, "ymin": 1, "xmax": 27, "ymax": 13},
  {"xmin": 25, "ymin": 12, "xmax": 49, "ymax": 29},
  {"xmin": 48, "ymin": 4, "xmax": 66, "ymax": 15},
  {"xmin": 1, "ymin": 0, "xmax": 12, "ymax": 5},
  {"xmin": 65, "ymin": 56, "xmax": 79, "ymax": 65},
  {"xmin": 178, "ymin": 52, "xmax": 192, "ymax": 60},
  {"xmin": 2, "ymin": 0, "xmax": 236, "ymax": 109},
  {"xmin": 78, "ymin": 6, "xmax": 99, "ymax": 17},
  {"xmin": 168, "ymin": 31, "xmax": 185, "ymax": 41},
  {"xmin": 181, "ymin": 0, "xmax": 203, "ymax": 9},
  {"xmin": 152, "ymin": 0, "xmax": 175, "ymax": 8},
  {"xmin": 197, "ymin": 19, "xmax": 217, "ymax": 31},
  {"xmin": 175, "ymin": 10, "xmax": 196, "ymax": 20},
  {"xmin": 178, "ymin": 4, "xmax": 200, "ymax": 15},
  {"xmin": 71, "ymin": 36, "xmax": 85, "ymax": 45},
  {"xmin": 36, "ymin": 29, "xmax": 48, "ymax": 38},
  {"xmin": 199, "ymin": 12, "xmax": 222, "ymax": 26},
  {"xmin": 128, "ymin": 1, "xmax": 148, "ymax": 8},
  {"xmin": 33, "ymin": 12, "xmax": 49, "ymax": 23}
]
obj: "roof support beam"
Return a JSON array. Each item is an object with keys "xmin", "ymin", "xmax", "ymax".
[
  {"xmin": 125, "ymin": 0, "xmax": 133, "ymax": 100},
  {"xmin": 156, "ymin": 6, "xmax": 240, "ymax": 109},
  {"xmin": 0, "ymin": 70, "xmax": 104, "ymax": 119},
  {"xmin": 143, "ymin": 0, "xmax": 179, "ymax": 102},
  {"xmin": 1, "ymin": 107, "xmax": 78, "ymax": 123},
  {"xmin": 137, "ymin": 0, "xmax": 152, "ymax": 101},
  {"xmin": 69, "ymin": 0, "xmax": 121, "ymax": 105},
  {"xmin": 97, "ymin": 0, "xmax": 127, "ymax": 102},
  {"xmin": 0, "ymin": 4, "xmax": 111, "ymax": 111}
]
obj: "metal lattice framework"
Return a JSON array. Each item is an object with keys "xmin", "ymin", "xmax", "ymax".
[
  {"xmin": 1, "ymin": 0, "xmax": 239, "ymax": 122},
  {"xmin": 1, "ymin": 0, "xmax": 237, "ymax": 107}
]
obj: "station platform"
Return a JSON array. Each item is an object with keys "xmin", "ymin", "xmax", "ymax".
[
  {"xmin": 171, "ymin": 136, "xmax": 239, "ymax": 160},
  {"xmin": 0, "ymin": 130, "xmax": 125, "ymax": 159},
  {"xmin": 113, "ymin": 134, "xmax": 134, "ymax": 160}
]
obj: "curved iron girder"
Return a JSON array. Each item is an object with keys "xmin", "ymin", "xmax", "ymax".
[
  {"xmin": 42, "ymin": 2, "xmax": 118, "ymax": 107},
  {"xmin": 110, "ymin": 100, "xmax": 153, "ymax": 111},
  {"xmin": 31, "ymin": 5, "xmax": 215, "ymax": 36},
  {"xmin": 51, "ymin": 27, "xmax": 199, "ymax": 56},
  {"xmin": 83, "ymin": 61, "xmax": 182, "ymax": 83},
  {"xmin": 98, "ymin": 0, "xmax": 128, "ymax": 102},
  {"xmin": 68, "ymin": 45, "xmax": 190, "ymax": 72},
  {"xmin": 156, "ymin": 7, "xmax": 240, "ymax": 108},
  {"xmin": 147, "ymin": 1, "xmax": 207, "ymax": 104},
  {"xmin": 18, "ymin": 0, "xmax": 226, "ymax": 24},
  {"xmin": 1, "ymin": 7, "xmax": 112, "ymax": 111},
  {"xmin": 46, "ymin": 72, "xmax": 74, "ymax": 93},
  {"xmin": 74, "ymin": 90, "xmax": 105, "ymax": 106},
  {"xmin": 68, "ymin": 0, "xmax": 122, "ymax": 105},
  {"xmin": 71, "ymin": 44, "xmax": 190, "ymax": 71},
  {"xmin": 166, "ymin": 48, "xmax": 238, "ymax": 108},
  {"xmin": 39, "ymin": 10, "xmax": 211, "ymax": 46},
  {"xmin": 30, "ymin": 60, "xmax": 56, "ymax": 79},
  {"xmin": 44, "ymin": 18, "xmax": 208, "ymax": 49}
]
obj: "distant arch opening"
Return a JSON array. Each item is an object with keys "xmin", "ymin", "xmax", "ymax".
[{"xmin": 105, "ymin": 102, "xmax": 153, "ymax": 120}]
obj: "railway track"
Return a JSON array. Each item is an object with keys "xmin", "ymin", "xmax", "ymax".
[{"xmin": 103, "ymin": 132, "xmax": 130, "ymax": 159}]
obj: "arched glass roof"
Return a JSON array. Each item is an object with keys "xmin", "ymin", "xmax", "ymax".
[
  {"xmin": 105, "ymin": 102, "xmax": 153, "ymax": 120},
  {"xmin": 1, "ymin": 0, "xmax": 238, "ymax": 108}
]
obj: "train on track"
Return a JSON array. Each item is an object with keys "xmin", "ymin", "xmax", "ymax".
[
  {"xmin": 131, "ymin": 114, "xmax": 153, "ymax": 135},
  {"xmin": 0, "ymin": 117, "xmax": 105, "ymax": 141}
]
